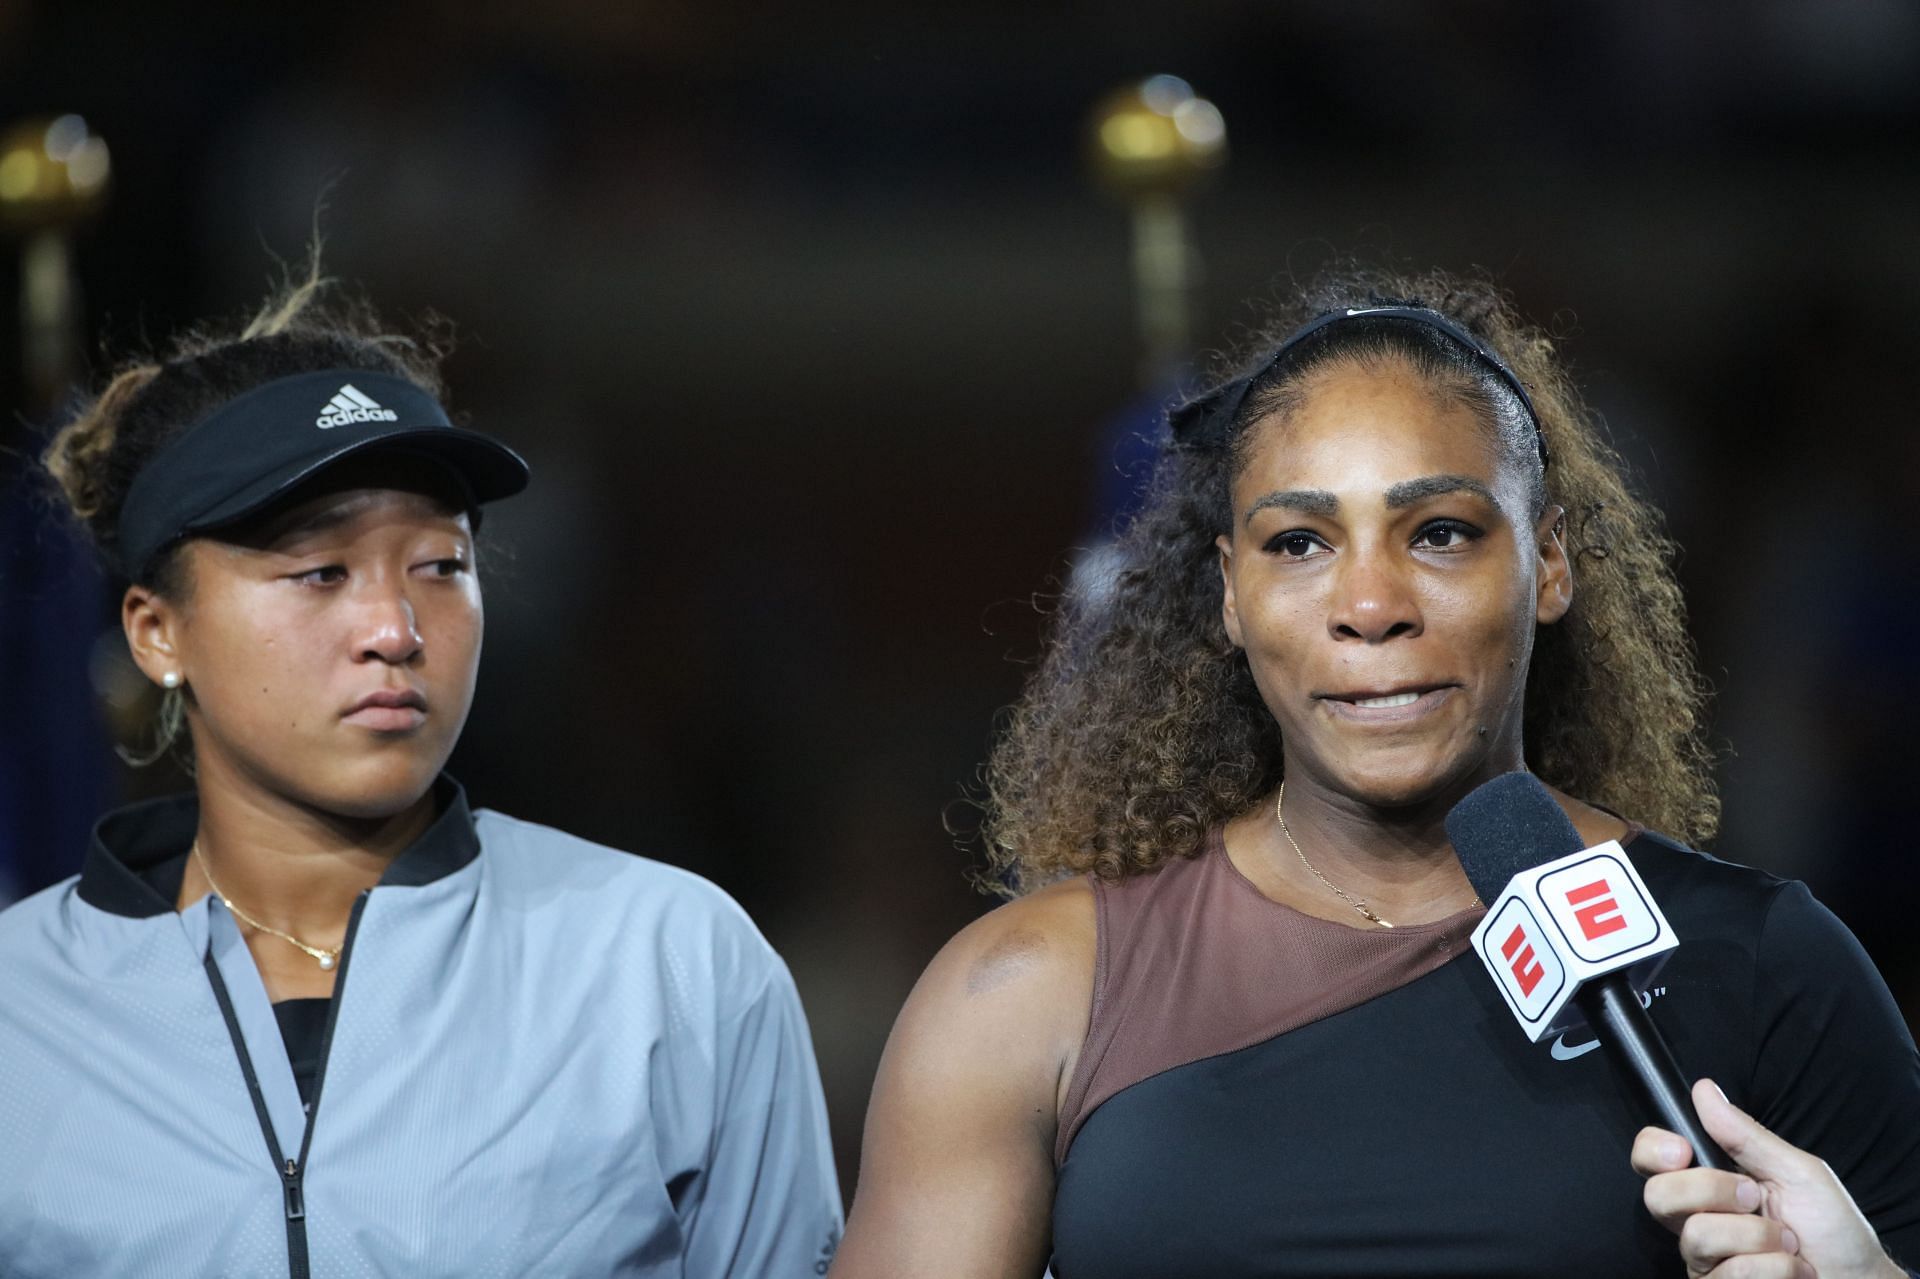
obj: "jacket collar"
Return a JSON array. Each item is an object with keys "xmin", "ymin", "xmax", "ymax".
[{"xmin": 76, "ymin": 775, "xmax": 480, "ymax": 919}]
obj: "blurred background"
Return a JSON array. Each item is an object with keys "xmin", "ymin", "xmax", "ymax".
[{"xmin": 2, "ymin": 0, "xmax": 1917, "ymax": 1202}]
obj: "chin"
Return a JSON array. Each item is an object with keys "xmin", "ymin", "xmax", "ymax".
[
  {"xmin": 311, "ymin": 752, "xmax": 446, "ymax": 821},
  {"xmin": 1327, "ymin": 746, "xmax": 1490, "ymax": 813},
  {"xmin": 1340, "ymin": 776, "xmax": 1446, "ymax": 813}
]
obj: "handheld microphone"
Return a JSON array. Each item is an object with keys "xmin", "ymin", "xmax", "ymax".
[{"xmin": 1447, "ymin": 772, "xmax": 1733, "ymax": 1172}]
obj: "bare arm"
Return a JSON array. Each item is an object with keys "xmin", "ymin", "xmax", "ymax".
[{"xmin": 830, "ymin": 879, "xmax": 1095, "ymax": 1279}]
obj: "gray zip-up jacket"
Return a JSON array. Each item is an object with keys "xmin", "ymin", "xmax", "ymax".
[{"xmin": 0, "ymin": 781, "xmax": 843, "ymax": 1276}]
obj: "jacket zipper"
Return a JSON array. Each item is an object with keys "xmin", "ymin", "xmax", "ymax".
[
  {"xmin": 283, "ymin": 1158, "xmax": 305, "ymax": 1221},
  {"xmin": 204, "ymin": 892, "xmax": 368, "ymax": 1279}
]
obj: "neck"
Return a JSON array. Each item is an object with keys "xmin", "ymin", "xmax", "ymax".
[
  {"xmin": 1246, "ymin": 755, "xmax": 1634, "ymax": 928},
  {"xmin": 1241, "ymin": 762, "xmax": 1517, "ymax": 926},
  {"xmin": 1281, "ymin": 776, "xmax": 1467, "ymax": 875},
  {"xmin": 180, "ymin": 759, "xmax": 436, "ymax": 939}
]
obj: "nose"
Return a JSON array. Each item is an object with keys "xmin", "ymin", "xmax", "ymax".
[
  {"xmin": 353, "ymin": 580, "xmax": 424, "ymax": 665},
  {"xmin": 1327, "ymin": 544, "xmax": 1422, "ymax": 643}
]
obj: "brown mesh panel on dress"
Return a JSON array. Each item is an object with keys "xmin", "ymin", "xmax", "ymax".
[{"xmin": 1054, "ymin": 826, "xmax": 1484, "ymax": 1167}]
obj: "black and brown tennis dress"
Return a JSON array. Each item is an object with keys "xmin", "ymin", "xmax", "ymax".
[{"xmin": 1047, "ymin": 827, "xmax": 1920, "ymax": 1278}]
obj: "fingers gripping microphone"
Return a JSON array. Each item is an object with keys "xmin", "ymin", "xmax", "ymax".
[{"xmin": 1447, "ymin": 772, "xmax": 1733, "ymax": 1171}]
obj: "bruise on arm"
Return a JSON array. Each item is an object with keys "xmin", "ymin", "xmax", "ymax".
[{"xmin": 966, "ymin": 928, "xmax": 1050, "ymax": 997}]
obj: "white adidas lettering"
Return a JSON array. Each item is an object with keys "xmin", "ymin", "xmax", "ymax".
[{"xmin": 315, "ymin": 383, "xmax": 401, "ymax": 429}]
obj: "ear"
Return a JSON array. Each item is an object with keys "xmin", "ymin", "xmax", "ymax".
[
  {"xmin": 123, "ymin": 582, "xmax": 187, "ymax": 689},
  {"xmin": 1216, "ymin": 532, "xmax": 1245, "ymax": 648},
  {"xmin": 1534, "ymin": 505, "xmax": 1572, "ymax": 625}
]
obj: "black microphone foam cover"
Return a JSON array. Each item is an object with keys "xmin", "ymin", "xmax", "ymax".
[{"xmin": 1446, "ymin": 772, "xmax": 1587, "ymax": 904}]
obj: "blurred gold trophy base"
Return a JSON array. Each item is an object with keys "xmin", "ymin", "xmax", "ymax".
[
  {"xmin": 2, "ymin": 113, "xmax": 111, "ymax": 407},
  {"xmin": 1088, "ymin": 75, "xmax": 1226, "ymax": 384}
]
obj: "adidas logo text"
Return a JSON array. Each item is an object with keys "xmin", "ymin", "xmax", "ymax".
[{"xmin": 317, "ymin": 383, "xmax": 400, "ymax": 429}]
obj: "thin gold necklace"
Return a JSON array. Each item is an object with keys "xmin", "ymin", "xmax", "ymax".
[
  {"xmin": 192, "ymin": 840, "xmax": 341, "ymax": 971},
  {"xmin": 1274, "ymin": 782, "xmax": 1482, "ymax": 930}
]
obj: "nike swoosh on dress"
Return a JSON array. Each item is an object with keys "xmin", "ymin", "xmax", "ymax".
[{"xmin": 1549, "ymin": 1035, "xmax": 1602, "ymax": 1061}]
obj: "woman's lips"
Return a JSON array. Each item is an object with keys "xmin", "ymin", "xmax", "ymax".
[
  {"xmin": 1317, "ymin": 685, "xmax": 1457, "ymax": 723},
  {"xmin": 343, "ymin": 690, "xmax": 428, "ymax": 732},
  {"xmin": 343, "ymin": 704, "xmax": 427, "ymax": 732}
]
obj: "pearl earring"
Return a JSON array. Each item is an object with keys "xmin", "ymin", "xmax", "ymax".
[{"xmin": 162, "ymin": 671, "xmax": 181, "ymax": 689}]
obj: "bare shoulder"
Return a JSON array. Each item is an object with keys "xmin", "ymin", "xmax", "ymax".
[
  {"xmin": 896, "ymin": 876, "xmax": 1097, "ymax": 1077},
  {"xmin": 956, "ymin": 877, "xmax": 1096, "ymax": 999}
]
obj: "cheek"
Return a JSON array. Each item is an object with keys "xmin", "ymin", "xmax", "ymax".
[
  {"xmin": 417, "ymin": 593, "xmax": 485, "ymax": 707},
  {"xmin": 1235, "ymin": 592, "xmax": 1323, "ymax": 712},
  {"xmin": 234, "ymin": 627, "xmax": 324, "ymax": 701},
  {"xmin": 431, "ymin": 589, "xmax": 484, "ymax": 658},
  {"xmin": 186, "ymin": 626, "xmax": 326, "ymax": 740},
  {"xmin": 1431, "ymin": 574, "xmax": 1537, "ymax": 669},
  {"xmin": 1237, "ymin": 585, "xmax": 1312, "ymax": 657}
]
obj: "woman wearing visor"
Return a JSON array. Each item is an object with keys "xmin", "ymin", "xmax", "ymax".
[
  {"xmin": 831, "ymin": 270, "xmax": 1920, "ymax": 1278},
  {"xmin": 0, "ymin": 277, "xmax": 841, "ymax": 1276}
]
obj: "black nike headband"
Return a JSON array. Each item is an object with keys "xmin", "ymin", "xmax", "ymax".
[
  {"xmin": 1168, "ymin": 305, "xmax": 1548, "ymax": 466},
  {"xmin": 116, "ymin": 368, "xmax": 529, "ymax": 581}
]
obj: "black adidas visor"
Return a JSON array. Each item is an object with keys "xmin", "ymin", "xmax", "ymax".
[{"xmin": 116, "ymin": 368, "xmax": 529, "ymax": 581}]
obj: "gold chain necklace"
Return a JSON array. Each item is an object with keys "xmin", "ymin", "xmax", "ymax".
[
  {"xmin": 1275, "ymin": 782, "xmax": 1481, "ymax": 930},
  {"xmin": 192, "ymin": 840, "xmax": 341, "ymax": 971}
]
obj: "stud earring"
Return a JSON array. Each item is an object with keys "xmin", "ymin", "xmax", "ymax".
[{"xmin": 162, "ymin": 671, "xmax": 181, "ymax": 689}]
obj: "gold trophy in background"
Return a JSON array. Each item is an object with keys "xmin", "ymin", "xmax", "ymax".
[
  {"xmin": 1089, "ymin": 75, "xmax": 1226, "ymax": 387},
  {"xmin": 0, "ymin": 114, "xmax": 151, "ymax": 768},
  {"xmin": 1, "ymin": 113, "xmax": 111, "ymax": 415},
  {"xmin": 1067, "ymin": 78, "xmax": 1226, "ymax": 607}
]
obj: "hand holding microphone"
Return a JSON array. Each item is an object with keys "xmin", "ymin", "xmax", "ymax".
[{"xmin": 1634, "ymin": 1078, "xmax": 1907, "ymax": 1279}]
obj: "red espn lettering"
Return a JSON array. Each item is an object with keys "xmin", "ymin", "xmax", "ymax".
[
  {"xmin": 1500, "ymin": 924, "xmax": 1546, "ymax": 997},
  {"xmin": 1565, "ymin": 878, "xmax": 1628, "ymax": 941}
]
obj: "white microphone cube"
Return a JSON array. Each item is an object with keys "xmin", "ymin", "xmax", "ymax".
[{"xmin": 1468, "ymin": 840, "xmax": 1678, "ymax": 1042}]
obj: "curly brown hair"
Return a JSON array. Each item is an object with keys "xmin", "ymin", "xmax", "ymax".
[{"xmin": 978, "ymin": 266, "xmax": 1718, "ymax": 895}]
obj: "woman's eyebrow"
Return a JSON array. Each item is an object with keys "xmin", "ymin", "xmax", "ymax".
[
  {"xmin": 1244, "ymin": 474, "xmax": 1498, "ymax": 525},
  {"xmin": 1244, "ymin": 489, "xmax": 1339, "ymax": 525},
  {"xmin": 1384, "ymin": 474, "xmax": 1497, "ymax": 508}
]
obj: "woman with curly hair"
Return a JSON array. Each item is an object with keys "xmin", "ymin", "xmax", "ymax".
[
  {"xmin": 0, "ymin": 268, "xmax": 841, "ymax": 1277},
  {"xmin": 831, "ymin": 269, "xmax": 1920, "ymax": 1277}
]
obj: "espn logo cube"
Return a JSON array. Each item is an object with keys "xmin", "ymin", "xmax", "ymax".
[{"xmin": 1469, "ymin": 841, "xmax": 1677, "ymax": 1041}]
